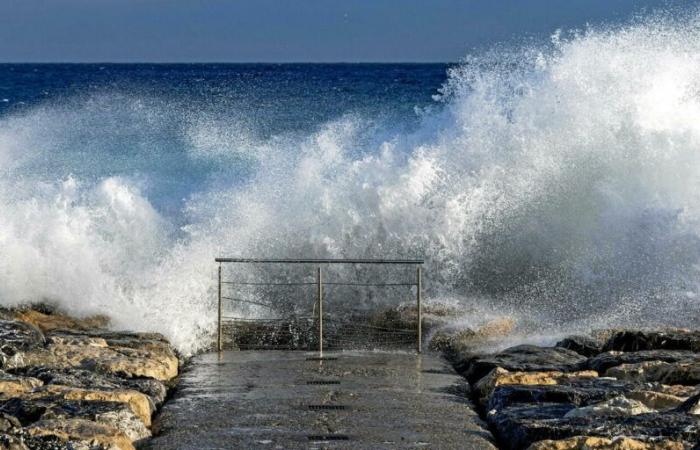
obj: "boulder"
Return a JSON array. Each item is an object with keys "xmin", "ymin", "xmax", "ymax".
[
  {"xmin": 605, "ymin": 360, "xmax": 700, "ymax": 386},
  {"xmin": 18, "ymin": 367, "xmax": 166, "ymax": 408},
  {"xmin": 14, "ymin": 310, "xmax": 109, "ymax": 333},
  {"xmin": 0, "ymin": 396, "xmax": 149, "ymax": 443},
  {"xmin": 458, "ymin": 345, "xmax": 587, "ymax": 384},
  {"xmin": 430, "ymin": 319, "xmax": 516, "ymax": 354},
  {"xmin": 487, "ymin": 377, "xmax": 640, "ymax": 412},
  {"xmin": 36, "ymin": 385, "xmax": 153, "ymax": 427},
  {"xmin": 26, "ymin": 418, "xmax": 134, "ymax": 450},
  {"xmin": 5, "ymin": 337, "xmax": 178, "ymax": 382},
  {"xmin": 603, "ymin": 330, "xmax": 700, "ymax": 352},
  {"xmin": 625, "ymin": 390, "xmax": 687, "ymax": 410},
  {"xmin": 489, "ymin": 403, "xmax": 700, "ymax": 450},
  {"xmin": 563, "ymin": 396, "xmax": 654, "ymax": 418},
  {"xmin": 0, "ymin": 372, "xmax": 42, "ymax": 397},
  {"xmin": 527, "ymin": 436, "xmax": 686, "ymax": 450},
  {"xmin": 474, "ymin": 368, "xmax": 598, "ymax": 406},
  {"xmin": 0, "ymin": 321, "xmax": 45, "ymax": 365},
  {"xmin": 0, "ymin": 434, "xmax": 28, "ymax": 450},
  {"xmin": 585, "ymin": 350, "xmax": 698, "ymax": 373},
  {"xmin": 556, "ymin": 335, "xmax": 606, "ymax": 357}
]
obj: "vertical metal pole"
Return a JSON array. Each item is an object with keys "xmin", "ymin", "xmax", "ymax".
[
  {"xmin": 317, "ymin": 267, "xmax": 323, "ymax": 356},
  {"xmin": 417, "ymin": 266, "xmax": 422, "ymax": 354},
  {"xmin": 217, "ymin": 264, "xmax": 223, "ymax": 352}
]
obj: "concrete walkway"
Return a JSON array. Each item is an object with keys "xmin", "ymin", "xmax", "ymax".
[{"xmin": 147, "ymin": 351, "xmax": 496, "ymax": 450}]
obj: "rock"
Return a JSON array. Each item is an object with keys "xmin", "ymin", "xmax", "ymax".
[
  {"xmin": 0, "ymin": 434, "xmax": 28, "ymax": 450},
  {"xmin": 603, "ymin": 329, "xmax": 700, "ymax": 352},
  {"xmin": 527, "ymin": 436, "xmax": 686, "ymax": 450},
  {"xmin": 26, "ymin": 418, "xmax": 134, "ymax": 450},
  {"xmin": 14, "ymin": 310, "xmax": 109, "ymax": 333},
  {"xmin": 0, "ymin": 321, "xmax": 45, "ymax": 365},
  {"xmin": 37, "ymin": 385, "xmax": 153, "ymax": 427},
  {"xmin": 585, "ymin": 350, "xmax": 698, "ymax": 373},
  {"xmin": 563, "ymin": 396, "xmax": 654, "ymax": 418},
  {"xmin": 556, "ymin": 335, "xmax": 605, "ymax": 357},
  {"xmin": 489, "ymin": 403, "xmax": 700, "ymax": 450},
  {"xmin": 0, "ymin": 396, "xmax": 150, "ymax": 443},
  {"xmin": 5, "ymin": 336, "xmax": 178, "ymax": 382},
  {"xmin": 487, "ymin": 377, "xmax": 640, "ymax": 412},
  {"xmin": 626, "ymin": 390, "xmax": 687, "ymax": 410},
  {"xmin": 675, "ymin": 392, "xmax": 700, "ymax": 414},
  {"xmin": 458, "ymin": 345, "xmax": 588, "ymax": 384},
  {"xmin": 0, "ymin": 372, "xmax": 42, "ymax": 396},
  {"xmin": 474, "ymin": 368, "xmax": 598, "ymax": 406},
  {"xmin": 605, "ymin": 360, "xmax": 700, "ymax": 386},
  {"xmin": 19, "ymin": 367, "xmax": 166, "ymax": 408}
]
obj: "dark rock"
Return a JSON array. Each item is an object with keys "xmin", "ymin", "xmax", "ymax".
[
  {"xmin": 487, "ymin": 377, "xmax": 640, "ymax": 412},
  {"xmin": 0, "ymin": 321, "xmax": 45, "ymax": 364},
  {"xmin": 555, "ymin": 335, "xmax": 605, "ymax": 357},
  {"xmin": 458, "ymin": 345, "xmax": 587, "ymax": 384},
  {"xmin": 676, "ymin": 392, "xmax": 700, "ymax": 414},
  {"xmin": 489, "ymin": 403, "xmax": 700, "ymax": 450},
  {"xmin": 585, "ymin": 350, "xmax": 698, "ymax": 373},
  {"xmin": 18, "ymin": 367, "xmax": 167, "ymax": 407},
  {"xmin": 604, "ymin": 329, "xmax": 700, "ymax": 352}
]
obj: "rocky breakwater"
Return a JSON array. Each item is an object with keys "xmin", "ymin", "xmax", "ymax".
[
  {"xmin": 444, "ymin": 329, "xmax": 700, "ymax": 449},
  {"xmin": 0, "ymin": 307, "xmax": 180, "ymax": 450}
]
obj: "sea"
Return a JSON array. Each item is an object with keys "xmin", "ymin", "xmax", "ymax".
[{"xmin": 2, "ymin": 13, "xmax": 700, "ymax": 354}]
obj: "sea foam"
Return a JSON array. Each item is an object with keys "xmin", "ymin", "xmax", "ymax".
[{"xmin": 2, "ymin": 11, "xmax": 700, "ymax": 355}]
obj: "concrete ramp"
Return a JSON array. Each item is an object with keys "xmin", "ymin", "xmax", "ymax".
[{"xmin": 147, "ymin": 351, "xmax": 496, "ymax": 449}]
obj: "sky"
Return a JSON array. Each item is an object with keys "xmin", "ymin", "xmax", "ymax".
[{"xmin": 0, "ymin": 0, "xmax": 692, "ymax": 63}]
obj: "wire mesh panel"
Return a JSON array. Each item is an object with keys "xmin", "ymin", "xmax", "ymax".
[{"xmin": 215, "ymin": 259, "xmax": 423, "ymax": 352}]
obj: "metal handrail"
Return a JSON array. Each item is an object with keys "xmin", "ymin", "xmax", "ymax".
[
  {"xmin": 215, "ymin": 257, "xmax": 424, "ymax": 354},
  {"xmin": 215, "ymin": 258, "xmax": 424, "ymax": 264}
]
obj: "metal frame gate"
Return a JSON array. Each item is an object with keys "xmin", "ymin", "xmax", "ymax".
[{"xmin": 215, "ymin": 258, "xmax": 424, "ymax": 353}]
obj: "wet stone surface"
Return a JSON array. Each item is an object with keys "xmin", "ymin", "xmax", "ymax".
[{"xmin": 146, "ymin": 351, "xmax": 496, "ymax": 450}]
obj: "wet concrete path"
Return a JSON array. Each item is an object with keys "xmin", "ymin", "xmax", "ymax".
[{"xmin": 147, "ymin": 351, "xmax": 496, "ymax": 449}]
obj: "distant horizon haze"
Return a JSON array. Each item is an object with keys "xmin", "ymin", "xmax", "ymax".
[{"xmin": 0, "ymin": 0, "xmax": 692, "ymax": 63}]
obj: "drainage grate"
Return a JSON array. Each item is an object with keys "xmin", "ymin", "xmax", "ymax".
[
  {"xmin": 306, "ymin": 356, "xmax": 338, "ymax": 361},
  {"xmin": 308, "ymin": 435, "xmax": 350, "ymax": 441},
  {"xmin": 307, "ymin": 404, "xmax": 348, "ymax": 411},
  {"xmin": 306, "ymin": 380, "xmax": 341, "ymax": 385}
]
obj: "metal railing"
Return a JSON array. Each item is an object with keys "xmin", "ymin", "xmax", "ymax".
[{"xmin": 215, "ymin": 258, "xmax": 424, "ymax": 354}]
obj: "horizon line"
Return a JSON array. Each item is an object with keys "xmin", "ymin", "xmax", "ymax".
[{"xmin": 0, "ymin": 61, "xmax": 459, "ymax": 65}]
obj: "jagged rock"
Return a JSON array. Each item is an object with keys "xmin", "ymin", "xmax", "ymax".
[
  {"xmin": 0, "ymin": 321, "xmax": 45, "ymax": 365},
  {"xmin": 487, "ymin": 377, "xmax": 640, "ymax": 412},
  {"xmin": 0, "ymin": 372, "xmax": 42, "ymax": 396},
  {"xmin": 19, "ymin": 367, "xmax": 166, "ymax": 408},
  {"xmin": 5, "ymin": 335, "xmax": 178, "ymax": 382},
  {"xmin": 563, "ymin": 396, "xmax": 654, "ymax": 418},
  {"xmin": 489, "ymin": 403, "xmax": 700, "ymax": 450},
  {"xmin": 14, "ymin": 310, "xmax": 109, "ymax": 333},
  {"xmin": 605, "ymin": 360, "xmax": 700, "ymax": 385},
  {"xmin": 585, "ymin": 350, "xmax": 698, "ymax": 373},
  {"xmin": 603, "ymin": 329, "xmax": 700, "ymax": 352},
  {"xmin": 36, "ymin": 386, "xmax": 153, "ymax": 427},
  {"xmin": 458, "ymin": 345, "xmax": 588, "ymax": 384},
  {"xmin": 527, "ymin": 436, "xmax": 686, "ymax": 450},
  {"xmin": 474, "ymin": 368, "xmax": 598, "ymax": 406},
  {"xmin": 0, "ymin": 434, "xmax": 28, "ymax": 450},
  {"xmin": 556, "ymin": 335, "xmax": 605, "ymax": 357},
  {"xmin": 0, "ymin": 397, "xmax": 149, "ymax": 442},
  {"xmin": 676, "ymin": 392, "xmax": 700, "ymax": 414},
  {"xmin": 626, "ymin": 390, "xmax": 687, "ymax": 410},
  {"xmin": 26, "ymin": 418, "xmax": 134, "ymax": 450}
]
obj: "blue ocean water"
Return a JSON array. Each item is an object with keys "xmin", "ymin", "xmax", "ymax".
[
  {"xmin": 3, "ymin": 13, "xmax": 700, "ymax": 355},
  {"xmin": 0, "ymin": 64, "xmax": 449, "ymax": 218}
]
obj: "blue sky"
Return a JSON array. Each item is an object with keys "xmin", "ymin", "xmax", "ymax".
[{"xmin": 0, "ymin": 0, "xmax": 691, "ymax": 62}]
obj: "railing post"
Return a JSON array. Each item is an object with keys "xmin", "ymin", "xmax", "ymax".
[
  {"xmin": 317, "ymin": 266, "xmax": 323, "ymax": 356},
  {"xmin": 416, "ymin": 266, "xmax": 422, "ymax": 354},
  {"xmin": 217, "ymin": 264, "xmax": 223, "ymax": 352}
]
